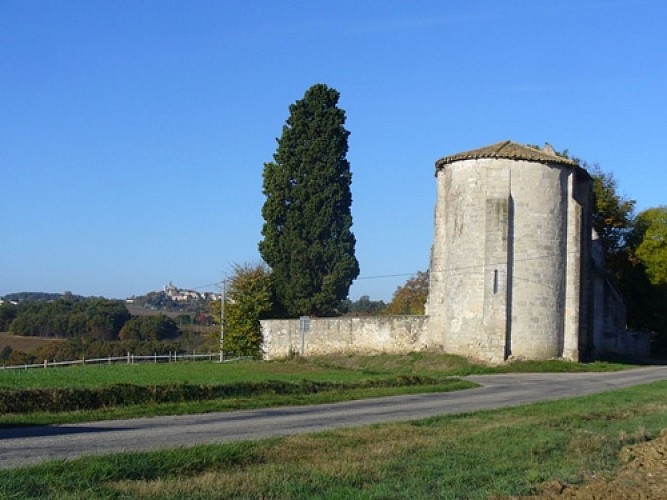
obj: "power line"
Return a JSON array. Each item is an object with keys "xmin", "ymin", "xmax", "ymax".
[
  {"xmin": 185, "ymin": 250, "xmax": 580, "ymax": 289},
  {"xmin": 355, "ymin": 250, "xmax": 582, "ymax": 283},
  {"xmin": 356, "ymin": 273, "xmax": 416, "ymax": 281},
  {"xmin": 429, "ymin": 249, "xmax": 581, "ymax": 275},
  {"xmin": 190, "ymin": 282, "xmax": 224, "ymax": 290}
]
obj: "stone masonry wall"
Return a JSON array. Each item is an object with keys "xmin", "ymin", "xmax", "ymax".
[
  {"xmin": 260, "ymin": 316, "xmax": 432, "ymax": 360},
  {"xmin": 507, "ymin": 160, "xmax": 569, "ymax": 360},
  {"xmin": 427, "ymin": 157, "xmax": 585, "ymax": 362}
]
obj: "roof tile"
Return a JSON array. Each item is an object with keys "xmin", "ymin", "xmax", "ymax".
[{"xmin": 436, "ymin": 140, "xmax": 579, "ymax": 168}]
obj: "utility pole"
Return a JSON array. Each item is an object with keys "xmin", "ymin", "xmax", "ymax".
[{"xmin": 219, "ymin": 279, "xmax": 226, "ymax": 363}]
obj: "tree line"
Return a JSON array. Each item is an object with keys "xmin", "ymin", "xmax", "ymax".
[
  {"xmin": 589, "ymin": 165, "xmax": 667, "ymax": 353},
  {"xmin": 0, "ymin": 297, "xmax": 186, "ymax": 365},
  {"xmin": 1, "ymin": 297, "xmax": 181, "ymax": 341},
  {"xmin": 3, "ymin": 298, "xmax": 131, "ymax": 340},
  {"xmin": 1, "ymin": 291, "xmax": 84, "ymax": 302}
]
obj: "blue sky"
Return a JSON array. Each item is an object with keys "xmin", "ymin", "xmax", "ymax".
[{"xmin": 1, "ymin": 0, "xmax": 665, "ymax": 301}]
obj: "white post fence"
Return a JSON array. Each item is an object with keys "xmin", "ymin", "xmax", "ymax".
[{"xmin": 0, "ymin": 352, "xmax": 250, "ymax": 371}]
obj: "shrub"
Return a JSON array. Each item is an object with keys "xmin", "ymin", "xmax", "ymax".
[{"xmin": 0, "ymin": 345, "xmax": 13, "ymax": 363}]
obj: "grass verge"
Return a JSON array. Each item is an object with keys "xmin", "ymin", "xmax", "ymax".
[
  {"xmin": 0, "ymin": 378, "xmax": 476, "ymax": 427},
  {"xmin": 2, "ymin": 380, "xmax": 666, "ymax": 499},
  {"xmin": 305, "ymin": 351, "xmax": 634, "ymax": 377}
]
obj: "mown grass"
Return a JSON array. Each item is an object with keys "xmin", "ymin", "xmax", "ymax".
[
  {"xmin": 2, "ymin": 380, "xmax": 666, "ymax": 499},
  {"xmin": 0, "ymin": 352, "xmax": 631, "ymax": 391},
  {"xmin": 0, "ymin": 358, "xmax": 364, "ymax": 390}
]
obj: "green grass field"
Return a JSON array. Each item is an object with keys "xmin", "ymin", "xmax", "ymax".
[
  {"xmin": 0, "ymin": 358, "xmax": 365, "ymax": 390},
  {"xmin": 2, "ymin": 380, "xmax": 666, "ymax": 499},
  {"xmin": 0, "ymin": 351, "xmax": 630, "ymax": 391}
]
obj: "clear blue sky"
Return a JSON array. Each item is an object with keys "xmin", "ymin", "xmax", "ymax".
[{"xmin": 1, "ymin": 1, "xmax": 665, "ymax": 301}]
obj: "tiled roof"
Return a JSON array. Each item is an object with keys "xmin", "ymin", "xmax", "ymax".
[{"xmin": 436, "ymin": 140, "xmax": 579, "ymax": 168}]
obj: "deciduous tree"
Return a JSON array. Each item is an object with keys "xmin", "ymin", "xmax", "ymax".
[
  {"xmin": 222, "ymin": 263, "xmax": 273, "ymax": 357},
  {"xmin": 589, "ymin": 164, "xmax": 636, "ymax": 264},
  {"xmin": 386, "ymin": 271, "xmax": 429, "ymax": 315},
  {"xmin": 634, "ymin": 206, "xmax": 667, "ymax": 286},
  {"xmin": 625, "ymin": 206, "xmax": 667, "ymax": 354}
]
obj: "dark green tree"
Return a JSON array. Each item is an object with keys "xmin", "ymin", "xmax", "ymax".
[
  {"xmin": 259, "ymin": 84, "xmax": 360, "ymax": 316},
  {"xmin": 0, "ymin": 345, "xmax": 12, "ymax": 363},
  {"xmin": 118, "ymin": 315, "xmax": 179, "ymax": 342},
  {"xmin": 0, "ymin": 303, "xmax": 18, "ymax": 331}
]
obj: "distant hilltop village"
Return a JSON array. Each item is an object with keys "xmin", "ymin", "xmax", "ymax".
[
  {"xmin": 0, "ymin": 286, "xmax": 222, "ymax": 308},
  {"xmin": 162, "ymin": 282, "xmax": 222, "ymax": 302}
]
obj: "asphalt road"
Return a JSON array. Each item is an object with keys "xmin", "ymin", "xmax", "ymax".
[{"xmin": 2, "ymin": 366, "xmax": 667, "ymax": 469}]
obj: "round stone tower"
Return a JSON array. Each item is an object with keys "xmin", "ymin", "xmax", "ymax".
[{"xmin": 426, "ymin": 140, "xmax": 593, "ymax": 362}]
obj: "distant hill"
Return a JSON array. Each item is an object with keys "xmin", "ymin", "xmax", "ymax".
[
  {"xmin": 128, "ymin": 286, "xmax": 219, "ymax": 315},
  {"xmin": 1, "ymin": 292, "xmax": 86, "ymax": 302},
  {"xmin": 2, "ymin": 288, "xmax": 217, "ymax": 318}
]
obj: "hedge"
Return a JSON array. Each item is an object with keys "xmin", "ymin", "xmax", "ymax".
[{"xmin": 0, "ymin": 376, "xmax": 441, "ymax": 414}]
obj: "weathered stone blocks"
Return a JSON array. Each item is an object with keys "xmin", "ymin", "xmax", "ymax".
[
  {"xmin": 260, "ymin": 316, "xmax": 432, "ymax": 360},
  {"xmin": 427, "ymin": 142, "xmax": 593, "ymax": 362}
]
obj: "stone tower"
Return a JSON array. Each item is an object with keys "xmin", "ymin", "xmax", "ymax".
[{"xmin": 426, "ymin": 140, "xmax": 594, "ymax": 362}]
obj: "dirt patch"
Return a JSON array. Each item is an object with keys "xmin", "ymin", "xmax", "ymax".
[
  {"xmin": 0, "ymin": 332, "xmax": 63, "ymax": 354},
  {"xmin": 535, "ymin": 429, "xmax": 667, "ymax": 499}
]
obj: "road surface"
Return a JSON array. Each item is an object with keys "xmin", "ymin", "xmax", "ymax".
[{"xmin": 2, "ymin": 366, "xmax": 667, "ymax": 469}]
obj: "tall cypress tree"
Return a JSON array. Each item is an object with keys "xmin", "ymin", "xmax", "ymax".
[{"xmin": 259, "ymin": 84, "xmax": 359, "ymax": 317}]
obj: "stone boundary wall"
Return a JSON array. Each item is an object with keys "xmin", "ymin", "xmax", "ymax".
[
  {"xmin": 260, "ymin": 316, "xmax": 432, "ymax": 360},
  {"xmin": 602, "ymin": 331, "xmax": 652, "ymax": 359}
]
